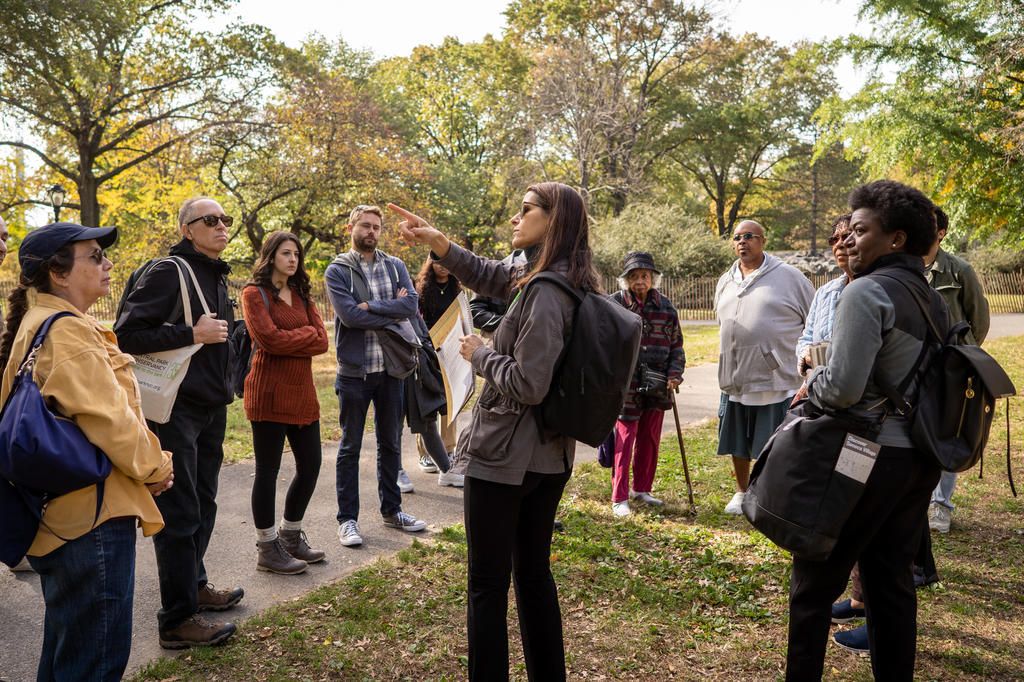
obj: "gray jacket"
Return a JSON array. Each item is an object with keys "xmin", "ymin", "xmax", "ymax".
[
  {"xmin": 437, "ymin": 243, "xmax": 576, "ymax": 485},
  {"xmin": 808, "ymin": 253, "xmax": 950, "ymax": 447}
]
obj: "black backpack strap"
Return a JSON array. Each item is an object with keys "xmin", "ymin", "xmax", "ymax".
[{"xmin": 870, "ymin": 273, "xmax": 945, "ymax": 415}]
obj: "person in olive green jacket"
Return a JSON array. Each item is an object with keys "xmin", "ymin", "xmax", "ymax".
[
  {"xmin": 925, "ymin": 209, "xmax": 989, "ymax": 535},
  {"xmin": 0, "ymin": 223, "xmax": 173, "ymax": 681}
]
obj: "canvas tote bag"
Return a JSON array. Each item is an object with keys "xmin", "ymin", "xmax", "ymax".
[{"xmin": 132, "ymin": 257, "xmax": 211, "ymax": 424}]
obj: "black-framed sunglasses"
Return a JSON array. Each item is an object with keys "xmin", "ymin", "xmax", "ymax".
[
  {"xmin": 732, "ymin": 232, "xmax": 761, "ymax": 242},
  {"xmin": 186, "ymin": 214, "xmax": 234, "ymax": 228},
  {"xmin": 828, "ymin": 232, "xmax": 851, "ymax": 246}
]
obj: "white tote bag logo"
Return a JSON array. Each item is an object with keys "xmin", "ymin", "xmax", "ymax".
[{"xmin": 132, "ymin": 257, "xmax": 211, "ymax": 424}]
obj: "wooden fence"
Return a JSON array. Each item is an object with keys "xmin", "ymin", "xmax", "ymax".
[{"xmin": 2, "ymin": 271, "xmax": 1022, "ymax": 323}]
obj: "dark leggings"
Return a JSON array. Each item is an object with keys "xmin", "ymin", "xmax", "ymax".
[
  {"xmin": 418, "ymin": 418, "xmax": 452, "ymax": 472},
  {"xmin": 250, "ymin": 420, "xmax": 322, "ymax": 529},
  {"xmin": 465, "ymin": 470, "xmax": 571, "ymax": 681}
]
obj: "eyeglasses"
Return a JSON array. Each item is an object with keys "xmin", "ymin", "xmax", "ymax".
[
  {"xmin": 732, "ymin": 232, "xmax": 762, "ymax": 242},
  {"xmin": 186, "ymin": 214, "xmax": 234, "ymax": 228},
  {"xmin": 828, "ymin": 233, "xmax": 851, "ymax": 246},
  {"xmin": 75, "ymin": 249, "xmax": 107, "ymax": 265}
]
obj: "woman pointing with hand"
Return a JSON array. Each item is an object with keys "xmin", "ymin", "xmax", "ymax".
[{"xmin": 390, "ymin": 184, "xmax": 600, "ymax": 682}]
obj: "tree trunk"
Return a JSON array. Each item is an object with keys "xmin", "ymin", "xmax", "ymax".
[{"xmin": 77, "ymin": 173, "xmax": 100, "ymax": 227}]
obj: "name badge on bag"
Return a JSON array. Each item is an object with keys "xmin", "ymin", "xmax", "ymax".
[{"xmin": 834, "ymin": 433, "xmax": 881, "ymax": 484}]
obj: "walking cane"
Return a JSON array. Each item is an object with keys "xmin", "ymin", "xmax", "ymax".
[{"xmin": 670, "ymin": 387, "xmax": 695, "ymax": 511}]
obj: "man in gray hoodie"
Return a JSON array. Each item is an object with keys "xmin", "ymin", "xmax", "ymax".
[{"xmin": 715, "ymin": 220, "xmax": 814, "ymax": 515}]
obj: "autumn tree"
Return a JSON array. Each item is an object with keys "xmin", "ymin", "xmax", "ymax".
[
  {"xmin": 0, "ymin": 0, "xmax": 275, "ymax": 226},
  {"xmin": 664, "ymin": 36, "xmax": 837, "ymax": 237},
  {"xmin": 508, "ymin": 0, "xmax": 713, "ymax": 214},
  {"xmin": 820, "ymin": 0, "xmax": 1024, "ymax": 241},
  {"xmin": 373, "ymin": 36, "xmax": 534, "ymax": 254},
  {"xmin": 210, "ymin": 38, "xmax": 422, "ymax": 266}
]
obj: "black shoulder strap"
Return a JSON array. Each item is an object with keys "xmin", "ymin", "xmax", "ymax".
[{"xmin": 526, "ymin": 271, "xmax": 584, "ymax": 305}]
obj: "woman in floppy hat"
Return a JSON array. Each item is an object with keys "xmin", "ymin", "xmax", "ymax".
[
  {"xmin": 0, "ymin": 222, "xmax": 173, "ymax": 681},
  {"xmin": 608, "ymin": 251, "xmax": 685, "ymax": 516}
]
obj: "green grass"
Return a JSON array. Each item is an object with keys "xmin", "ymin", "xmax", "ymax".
[{"xmin": 132, "ymin": 337, "xmax": 1024, "ymax": 681}]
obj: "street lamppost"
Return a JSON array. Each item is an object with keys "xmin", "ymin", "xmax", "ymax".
[{"xmin": 47, "ymin": 184, "xmax": 66, "ymax": 222}]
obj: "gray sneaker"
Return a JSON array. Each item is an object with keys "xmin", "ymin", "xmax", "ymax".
[
  {"xmin": 928, "ymin": 503, "xmax": 952, "ymax": 534},
  {"xmin": 382, "ymin": 511, "xmax": 426, "ymax": 532},
  {"xmin": 397, "ymin": 469, "xmax": 414, "ymax": 493},
  {"xmin": 338, "ymin": 520, "xmax": 363, "ymax": 547}
]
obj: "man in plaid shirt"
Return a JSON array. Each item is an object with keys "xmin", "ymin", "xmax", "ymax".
[{"xmin": 325, "ymin": 205, "xmax": 428, "ymax": 548}]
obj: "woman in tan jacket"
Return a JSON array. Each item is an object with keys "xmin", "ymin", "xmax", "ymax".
[
  {"xmin": 0, "ymin": 223, "xmax": 173, "ymax": 682},
  {"xmin": 392, "ymin": 182, "xmax": 599, "ymax": 682}
]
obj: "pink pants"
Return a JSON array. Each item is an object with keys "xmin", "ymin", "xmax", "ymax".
[{"xmin": 611, "ymin": 410, "xmax": 665, "ymax": 503}]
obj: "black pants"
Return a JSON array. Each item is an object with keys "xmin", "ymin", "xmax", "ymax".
[
  {"xmin": 465, "ymin": 470, "xmax": 571, "ymax": 682},
  {"xmin": 786, "ymin": 446, "xmax": 941, "ymax": 681},
  {"xmin": 250, "ymin": 420, "xmax": 322, "ymax": 529},
  {"xmin": 149, "ymin": 400, "xmax": 227, "ymax": 631}
]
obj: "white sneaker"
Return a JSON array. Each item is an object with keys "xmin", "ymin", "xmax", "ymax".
[
  {"xmin": 612, "ymin": 501, "xmax": 631, "ymax": 517},
  {"xmin": 724, "ymin": 491, "xmax": 746, "ymax": 515},
  {"xmin": 928, "ymin": 503, "xmax": 952, "ymax": 534},
  {"xmin": 437, "ymin": 470, "xmax": 465, "ymax": 488},
  {"xmin": 338, "ymin": 520, "xmax": 363, "ymax": 547},
  {"xmin": 418, "ymin": 455, "xmax": 439, "ymax": 473},
  {"xmin": 382, "ymin": 511, "xmax": 427, "ymax": 532},
  {"xmin": 397, "ymin": 469, "xmax": 414, "ymax": 494},
  {"xmin": 630, "ymin": 491, "xmax": 664, "ymax": 507}
]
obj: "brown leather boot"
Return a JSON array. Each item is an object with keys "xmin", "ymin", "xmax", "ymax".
[
  {"xmin": 257, "ymin": 538, "xmax": 307, "ymax": 574},
  {"xmin": 159, "ymin": 614, "xmax": 236, "ymax": 649},
  {"xmin": 279, "ymin": 529, "xmax": 326, "ymax": 564},
  {"xmin": 197, "ymin": 583, "xmax": 244, "ymax": 612}
]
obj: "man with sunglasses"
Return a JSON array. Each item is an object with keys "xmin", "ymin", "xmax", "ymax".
[
  {"xmin": 714, "ymin": 220, "xmax": 814, "ymax": 515},
  {"xmin": 116, "ymin": 196, "xmax": 243, "ymax": 649}
]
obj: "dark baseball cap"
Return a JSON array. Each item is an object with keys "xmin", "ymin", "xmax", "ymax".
[{"xmin": 19, "ymin": 222, "xmax": 117, "ymax": 279}]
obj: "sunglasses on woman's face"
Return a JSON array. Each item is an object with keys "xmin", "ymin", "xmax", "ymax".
[
  {"xmin": 186, "ymin": 214, "xmax": 234, "ymax": 228},
  {"xmin": 828, "ymin": 232, "xmax": 850, "ymax": 246},
  {"xmin": 75, "ymin": 248, "xmax": 107, "ymax": 265},
  {"xmin": 732, "ymin": 232, "xmax": 761, "ymax": 241}
]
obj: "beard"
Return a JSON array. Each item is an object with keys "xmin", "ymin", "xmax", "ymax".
[{"xmin": 354, "ymin": 235, "xmax": 377, "ymax": 252}]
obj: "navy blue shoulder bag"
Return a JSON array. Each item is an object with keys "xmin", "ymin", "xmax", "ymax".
[{"xmin": 0, "ymin": 312, "xmax": 112, "ymax": 567}]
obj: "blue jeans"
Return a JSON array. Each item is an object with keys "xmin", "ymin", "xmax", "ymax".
[
  {"xmin": 930, "ymin": 470, "xmax": 957, "ymax": 510},
  {"xmin": 335, "ymin": 372, "xmax": 404, "ymax": 523},
  {"xmin": 28, "ymin": 518, "xmax": 137, "ymax": 682}
]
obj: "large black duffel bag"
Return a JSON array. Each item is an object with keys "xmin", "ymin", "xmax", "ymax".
[{"xmin": 741, "ymin": 400, "xmax": 883, "ymax": 562}]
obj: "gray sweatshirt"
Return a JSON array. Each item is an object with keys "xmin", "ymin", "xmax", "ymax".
[{"xmin": 715, "ymin": 254, "xmax": 815, "ymax": 399}]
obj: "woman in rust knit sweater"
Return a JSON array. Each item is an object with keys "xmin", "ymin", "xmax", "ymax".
[{"xmin": 242, "ymin": 232, "xmax": 329, "ymax": 574}]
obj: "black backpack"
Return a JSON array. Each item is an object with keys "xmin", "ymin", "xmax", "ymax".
[
  {"xmin": 526, "ymin": 272, "xmax": 642, "ymax": 447},
  {"xmin": 878, "ymin": 275, "xmax": 1017, "ymax": 487},
  {"xmin": 229, "ymin": 287, "xmax": 271, "ymax": 398},
  {"xmin": 115, "ymin": 257, "xmax": 182, "ymax": 329}
]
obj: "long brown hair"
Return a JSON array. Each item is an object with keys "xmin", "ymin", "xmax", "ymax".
[
  {"xmin": 518, "ymin": 182, "xmax": 601, "ymax": 293},
  {"xmin": 0, "ymin": 245, "xmax": 76, "ymax": 371},
  {"xmin": 248, "ymin": 231, "xmax": 311, "ymax": 301},
  {"xmin": 415, "ymin": 255, "xmax": 461, "ymax": 321}
]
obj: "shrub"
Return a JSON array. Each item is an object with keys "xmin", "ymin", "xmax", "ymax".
[
  {"xmin": 591, "ymin": 203, "xmax": 733, "ymax": 278},
  {"xmin": 965, "ymin": 243, "xmax": 1024, "ymax": 274}
]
